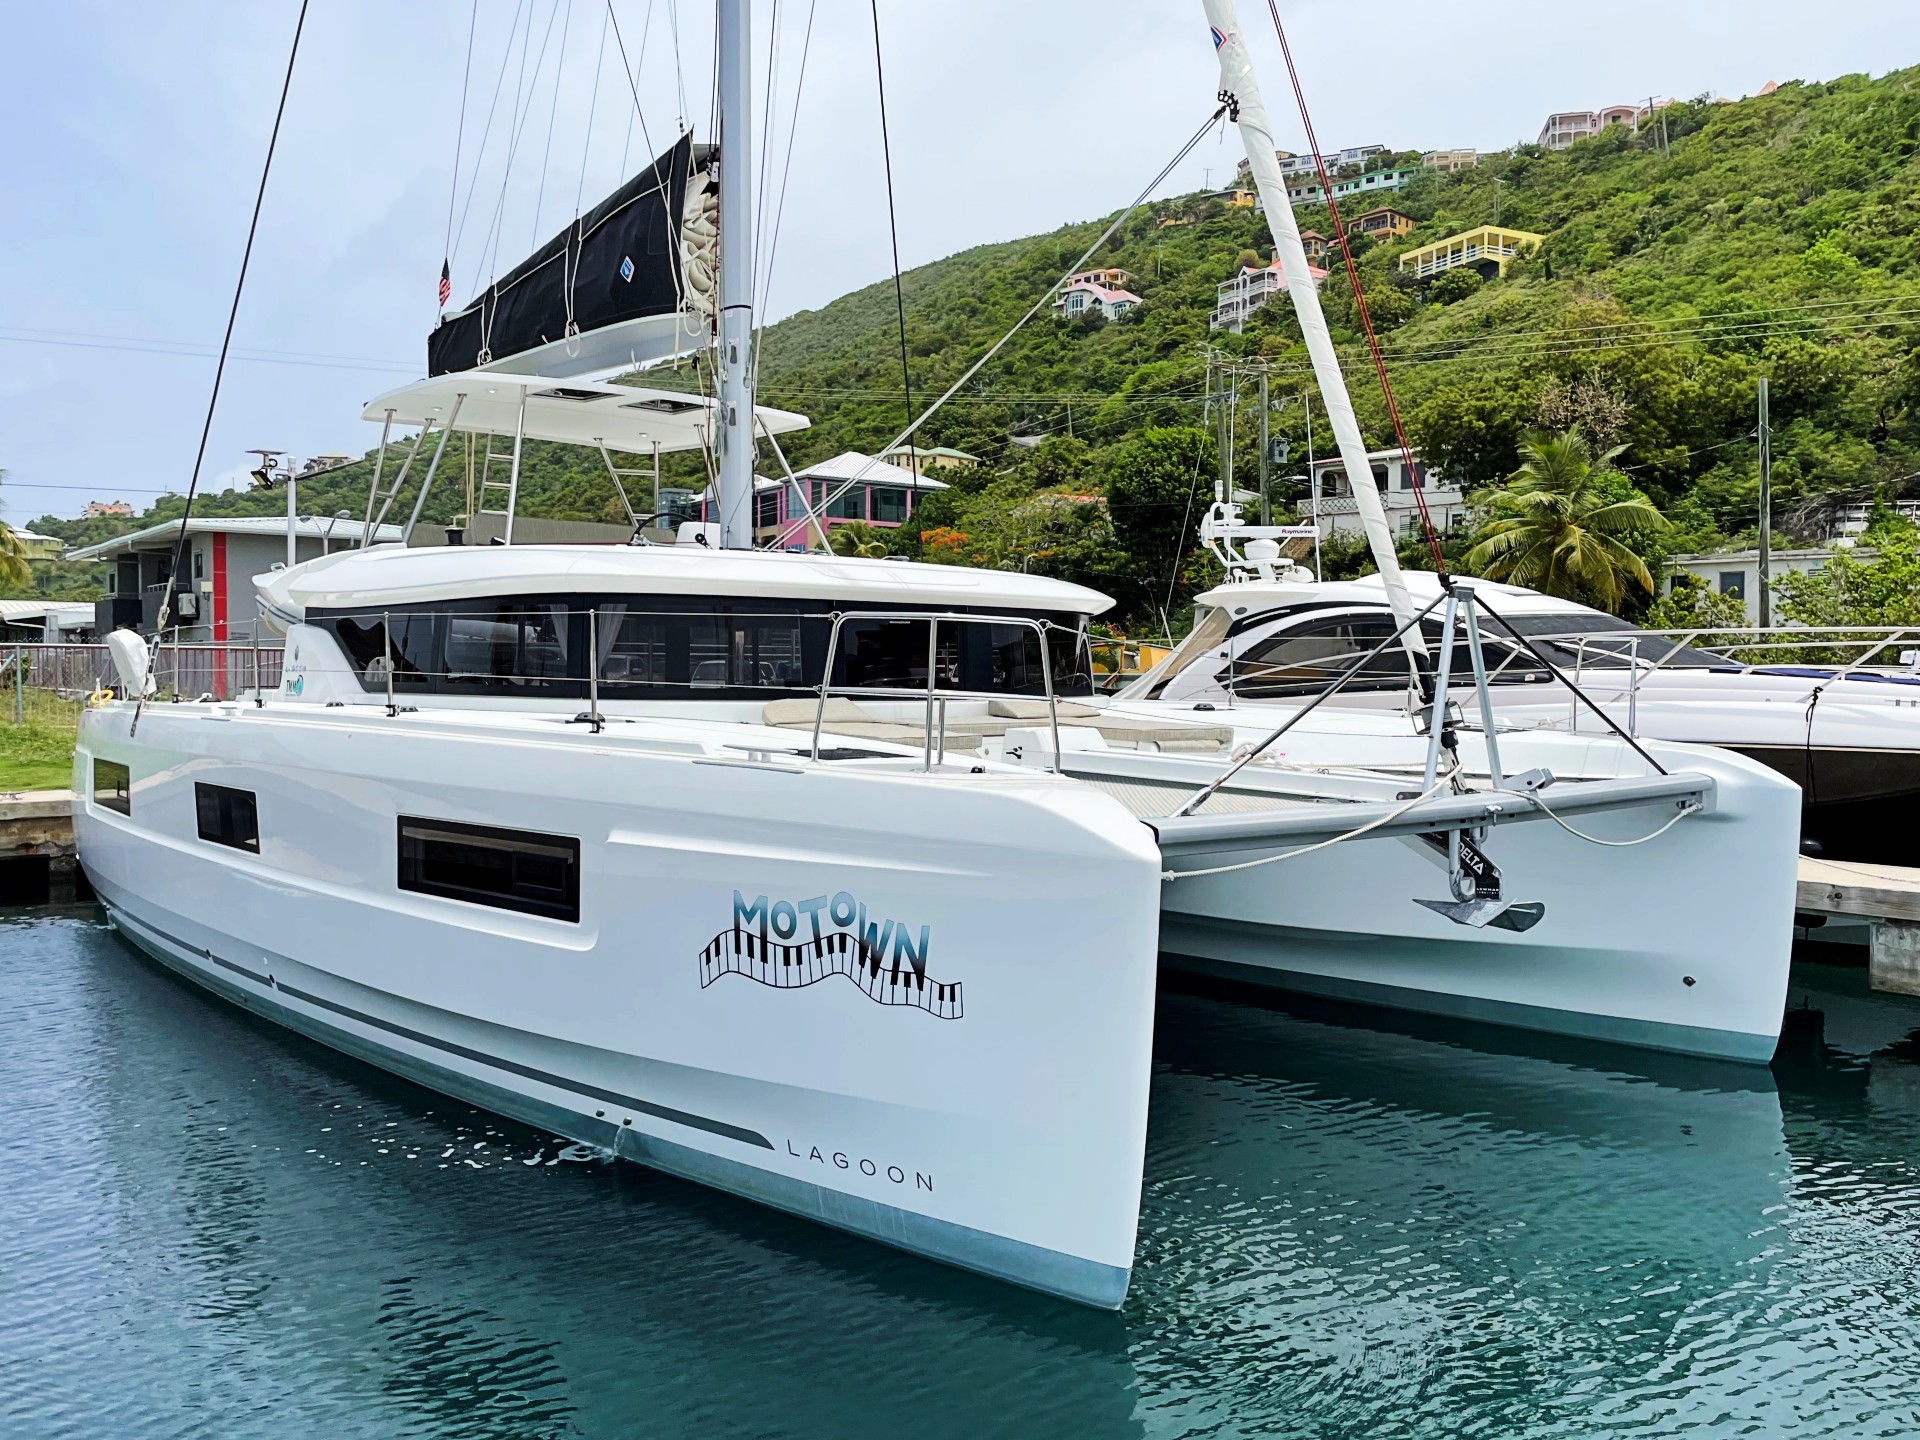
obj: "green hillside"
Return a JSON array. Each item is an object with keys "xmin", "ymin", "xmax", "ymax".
[{"xmin": 27, "ymin": 66, "xmax": 1920, "ymax": 626}]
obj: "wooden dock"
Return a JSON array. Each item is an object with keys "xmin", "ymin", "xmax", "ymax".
[{"xmin": 1796, "ymin": 857, "xmax": 1920, "ymax": 996}]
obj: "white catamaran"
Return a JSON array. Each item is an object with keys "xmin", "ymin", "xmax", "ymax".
[{"xmin": 74, "ymin": 0, "xmax": 1803, "ymax": 1311}]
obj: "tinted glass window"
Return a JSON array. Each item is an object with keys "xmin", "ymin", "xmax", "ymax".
[
  {"xmin": 1499, "ymin": 613, "xmax": 1739, "ymax": 671},
  {"xmin": 316, "ymin": 597, "xmax": 1093, "ymax": 700},
  {"xmin": 195, "ymin": 782, "xmax": 259, "ymax": 852},
  {"xmin": 332, "ymin": 610, "xmax": 437, "ymax": 692},
  {"xmin": 870, "ymin": 486, "xmax": 908, "ymax": 524},
  {"xmin": 1229, "ymin": 615, "xmax": 1416, "ymax": 698},
  {"xmin": 93, "ymin": 757, "xmax": 131, "ymax": 815},
  {"xmin": 398, "ymin": 817, "xmax": 579, "ymax": 922},
  {"xmin": 443, "ymin": 601, "xmax": 571, "ymax": 691}
]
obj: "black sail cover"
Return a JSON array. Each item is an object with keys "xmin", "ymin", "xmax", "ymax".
[{"xmin": 428, "ymin": 135, "xmax": 712, "ymax": 376}]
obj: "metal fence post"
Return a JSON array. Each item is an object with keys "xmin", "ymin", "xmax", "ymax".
[{"xmin": 12, "ymin": 646, "xmax": 21, "ymax": 727}]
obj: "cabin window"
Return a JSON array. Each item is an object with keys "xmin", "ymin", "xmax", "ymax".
[
  {"xmin": 93, "ymin": 757, "xmax": 131, "ymax": 815},
  {"xmin": 443, "ymin": 601, "xmax": 571, "ymax": 692},
  {"xmin": 195, "ymin": 782, "xmax": 259, "ymax": 853},
  {"xmin": 331, "ymin": 610, "xmax": 437, "ymax": 692},
  {"xmin": 398, "ymin": 817, "xmax": 580, "ymax": 922},
  {"xmin": 313, "ymin": 596, "xmax": 1095, "ymax": 701}
]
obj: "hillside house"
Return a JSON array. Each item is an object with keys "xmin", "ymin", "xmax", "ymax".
[
  {"xmin": 879, "ymin": 445, "xmax": 981, "ymax": 478},
  {"xmin": 1274, "ymin": 167, "xmax": 1416, "ymax": 210},
  {"xmin": 1422, "ymin": 148, "xmax": 1479, "ymax": 172},
  {"xmin": 698, "ymin": 452, "xmax": 948, "ymax": 549},
  {"xmin": 1052, "ymin": 277, "xmax": 1142, "ymax": 321},
  {"xmin": 1399, "ymin": 225, "xmax": 1544, "ymax": 281},
  {"xmin": 1299, "ymin": 230, "xmax": 1331, "ymax": 263},
  {"xmin": 1346, "ymin": 206, "xmax": 1414, "ymax": 242},
  {"xmin": 1537, "ymin": 101, "xmax": 1666, "ymax": 150},
  {"xmin": 84, "ymin": 500, "xmax": 134, "ymax": 519},
  {"xmin": 1307, "ymin": 449, "xmax": 1464, "ymax": 540},
  {"xmin": 1210, "ymin": 257, "xmax": 1329, "ymax": 333}
]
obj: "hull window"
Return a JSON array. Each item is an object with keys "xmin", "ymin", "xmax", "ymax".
[
  {"xmin": 397, "ymin": 817, "xmax": 581, "ymax": 923},
  {"xmin": 194, "ymin": 782, "xmax": 260, "ymax": 853},
  {"xmin": 93, "ymin": 757, "xmax": 131, "ymax": 815}
]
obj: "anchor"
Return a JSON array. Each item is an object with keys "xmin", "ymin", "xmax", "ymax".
[{"xmin": 1409, "ymin": 826, "xmax": 1547, "ymax": 933}]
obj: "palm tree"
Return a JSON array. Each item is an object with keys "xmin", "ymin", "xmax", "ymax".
[
  {"xmin": 1464, "ymin": 429, "xmax": 1666, "ymax": 613},
  {"xmin": 0, "ymin": 470, "xmax": 31, "ymax": 590}
]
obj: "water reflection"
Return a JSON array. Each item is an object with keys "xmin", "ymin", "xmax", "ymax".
[{"xmin": 7, "ymin": 917, "xmax": 1920, "ymax": 1438}]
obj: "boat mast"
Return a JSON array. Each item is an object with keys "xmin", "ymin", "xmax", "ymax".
[
  {"xmin": 1200, "ymin": 0, "xmax": 1422, "ymax": 642},
  {"xmin": 714, "ymin": 0, "xmax": 756, "ymax": 549}
]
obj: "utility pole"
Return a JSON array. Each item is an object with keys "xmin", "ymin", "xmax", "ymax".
[
  {"xmin": 1257, "ymin": 368, "xmax": 1271, "ymax": 525},
  {"xmin": 1757, "ymin": 376, "xmax": 1773, "ymax": 627}
]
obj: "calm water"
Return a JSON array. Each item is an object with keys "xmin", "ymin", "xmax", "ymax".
[{"xmin": 4, "ymin": 913, "xmax": 1920, "ymax": 1439}]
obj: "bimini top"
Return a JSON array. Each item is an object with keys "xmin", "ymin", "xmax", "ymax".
[
  {"xmin": 361, "ymin": 371, "xmax": 810, "ymax": 455},
  {"xmin": 1196, "ymin": 570, "xmax": 1590, "ymax": 618},
  {"xmin": 254, "ymin": 543, "xmax": 1115, "ymax": 630}
]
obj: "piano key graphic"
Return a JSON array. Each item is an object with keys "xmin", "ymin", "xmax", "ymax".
[{"xmin": 699, "ymin": 927, "xmax": 963, "ymax": 1019}]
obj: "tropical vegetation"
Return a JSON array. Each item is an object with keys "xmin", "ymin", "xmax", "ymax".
[{"xmin": 24, "ymin": 64, "xmax": 1920, "ymax": 631}]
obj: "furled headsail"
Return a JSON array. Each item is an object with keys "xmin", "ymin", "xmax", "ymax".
[{"xmin": 428, "ymin": 135, "xmax": 718, "ymax": 379}]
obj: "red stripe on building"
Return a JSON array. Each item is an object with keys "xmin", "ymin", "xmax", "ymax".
[{"xmin": 211, "ymin": 532, "xmax": 228, "ymax": 641}]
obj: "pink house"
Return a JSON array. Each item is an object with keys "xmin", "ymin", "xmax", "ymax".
[{"xmin": 699, "ymin": 451, "xmax": 950, "ymax": 549}]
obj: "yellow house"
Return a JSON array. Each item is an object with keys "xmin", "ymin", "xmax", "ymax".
[{"xmin": 1399, "ymin": 225, "xmax": 1544, "ymax": 281}]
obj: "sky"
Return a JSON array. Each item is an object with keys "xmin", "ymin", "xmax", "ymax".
[{"xmin": 1, "ymin": 0, "xmax": 1913, "ymax": 525}]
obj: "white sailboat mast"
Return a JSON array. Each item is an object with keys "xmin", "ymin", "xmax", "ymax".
[
  {"xmin": 715, "ymin": 0, "xmax": 756, "ymax": 549},
  {"xmin": 1200, "ymin": 0, "xmax": 1422, "ymax": 641}
]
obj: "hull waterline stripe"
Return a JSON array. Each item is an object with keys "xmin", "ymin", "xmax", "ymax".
[{"xmin": 112, "ymin": 905, "xmax": 773, "ymax": 1150}]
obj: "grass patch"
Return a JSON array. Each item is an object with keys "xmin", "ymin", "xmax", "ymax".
[{"xmin": 0, "ymin": 693, "xmax": 81, "ymax": 792}]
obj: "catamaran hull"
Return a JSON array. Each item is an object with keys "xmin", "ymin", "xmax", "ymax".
[
  {"xmin": 1151, "ymin": 740, "xmax": 1798, "ymax": 1063},
  {"xmin": 74, "ymin": 703, "xmax": 1162, "ymax": 1308}
]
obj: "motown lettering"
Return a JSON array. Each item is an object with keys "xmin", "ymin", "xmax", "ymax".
[{"xmin": 698, "ymin": 889, "xmax": 964, "ymax": 1018}]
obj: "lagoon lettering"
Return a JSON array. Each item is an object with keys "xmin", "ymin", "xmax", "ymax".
[
  {"xmin": 787, "ymin": 1138, "xmax": 931, "ymax": 1192},
  {"xmin": 734, "ymin": 889, "xmax": 932, "ymax": 976}
]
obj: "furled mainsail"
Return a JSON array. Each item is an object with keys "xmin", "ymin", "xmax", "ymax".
[{"xmin": 428, "ymin": 135, "xmax": 714, "ymax": 377}]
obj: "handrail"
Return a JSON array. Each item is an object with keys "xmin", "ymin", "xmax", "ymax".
[{"xmin": 810, "ymin": 610, "xmax": 1066, "ymax": 772}]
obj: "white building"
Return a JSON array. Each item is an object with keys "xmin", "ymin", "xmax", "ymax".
[
  {"xmin": 1239, "ymin": 145, "xmax": 1387, "ymax": 182},
  {"xmin": 1209, "ymin": 258, "xmax": 1329, "ymax": 333},
  {"xmin": 1306, "ymin": 449, "xmax": 1464, "ymax": 540},
  {"xmin": 1664, "ymin": 546, "xmax": 1863, "ymax": 624},
  {"xmin": 1829, "ymin": 501, "xmax": 1920, "ymax": 539},
  {"xmin": 1052, "ymin": 278, "xmax": 1136, "ymax": 320}
]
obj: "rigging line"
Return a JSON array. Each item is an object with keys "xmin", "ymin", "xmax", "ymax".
[
  {"xmin": 482, "ymin": 0, "xmax": 567, "ymax": 285},
  {"xmin": 152, "ymin": 0, "xmax": 308, "ymax": 659},
  {"xmin": 870, "ymin": 0, "xmax": 915, "ymax": 472},
  {"xmin": 606, "ymin": 0, "xmax": 657, "ymax": 173},
  {"xmin": 530, "ymin": 0, "xmax": 574, "ymax": 249},
  {"xmin": 450, "ymin": 0, "xmax": 532, "ymax": 281},
  {"xmin": 577, "ymin": 2, "xmax": 610, "ymax": 213},
  {"xmin": 1262, "ymin": 0, "xmax": 1442, "ymax": 573},
  {"xmin": 755, "ymin": 0, "xmax": 817, "ymax": 343},
  {"xmin": 1159, "ymin": 767, "xmax": 1457, "ymax": 881},
  {"xmin": 444, "ymin": 0, "xmax": 480, "ymax": 259},
  {"xmin": 666, "ymin": 0, "xmax": 687, "ymax": 132},
  {"xmin": 764, "ymin": 103, "xmax": 1228, "ymax": 549}
]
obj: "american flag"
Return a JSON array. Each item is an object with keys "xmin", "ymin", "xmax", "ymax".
[{"xmin": 438, "ymin": 259, "xmax": 451, "ymax": 309}]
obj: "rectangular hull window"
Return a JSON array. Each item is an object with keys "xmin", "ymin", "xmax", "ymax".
[
  {"xmin": 93, "ymin": 757, "xmax": 131, "ymax": 815},
  {"xmin": 398, "ymin": 817, "xmax": 580, "ymax": 923},
  {"xmin": 195, "ymin": 782, "xmax": 260, "ymax": 852}
]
